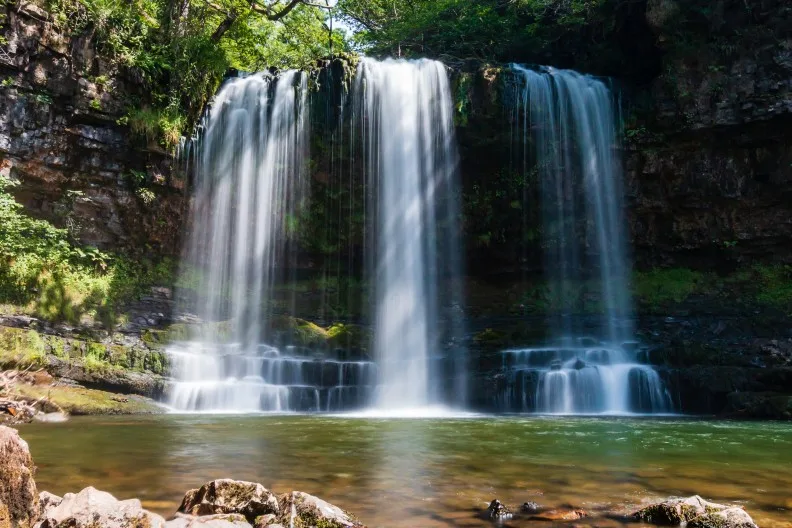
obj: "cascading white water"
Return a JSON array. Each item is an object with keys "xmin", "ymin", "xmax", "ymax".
[
  {"xmin": 167, "ymin": 71, "xmax": 376, "ymax": 412},
  {"xmin": 504, "ymin": 65, "xmax": 671, "ymax": 414},
  {"xmin": 355, "ymin": 58, "xmax": 465, "ymax": 410}
]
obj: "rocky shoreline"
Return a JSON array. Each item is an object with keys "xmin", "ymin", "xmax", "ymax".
[{"xmin": 1, "ymin": 425, "xmax": 763, "ymax": 528}]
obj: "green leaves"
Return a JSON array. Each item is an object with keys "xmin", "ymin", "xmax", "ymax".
[
  {"xmin": 44, "ymin": 0, "xmax": 344, "ymax": 149},
  {"xmin": 337, "ymin": 0, "xmax": 613, "ymax": 63},
  {"xmin": 0, "ymin": 175, "xmax": 178, "ymax": 324}
]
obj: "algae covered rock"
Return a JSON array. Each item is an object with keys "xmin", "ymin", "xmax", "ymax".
[
  {"xmin": 0, "ymin": 426, "xmax": 39, "ymax": 528},
  {"xmin": 688, "ymin": 508, "xmax": 758, "ymax": 528},
  {"xmin": 37, "ymin": 487, "xmax": 165, "ymax": 528},
  {"xmin": 178, "ymin": 480, "xmax": 279, "ymax": 523},
  {"xmin": 276, "ymin": 491, "xmax": 364, "ymax": 528},
  {"xmin": 633, "ymin": 496, "xmax": 728, "ymax": 525}
]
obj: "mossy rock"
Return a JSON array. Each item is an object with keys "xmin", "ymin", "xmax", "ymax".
[
  {"xmin": 326, "ymin": 324, "xmax": 369, "ymax": 352},
  {"xmin": 278, "ymin": 491, "xmax": 364, "ymax": 528},
  {"xmin": 13, "ymin": 384, "xmax": 163, "ymax": 415},
  {"xmin": 633, "ymin": 496, "xmax": 728, "ymax": 526},
  {"xmin": 269, "ymin": 316, "xmax": 329, "ymax": 348}
]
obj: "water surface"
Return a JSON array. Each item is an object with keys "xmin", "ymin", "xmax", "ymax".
[{"xmin": 20, "ymin": 416, "xmax": 792, "ymax": 527}]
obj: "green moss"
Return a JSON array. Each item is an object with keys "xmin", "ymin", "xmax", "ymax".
[
  {"xmin": 107, "ymin": 344, "xmax": 132, "ymax": 369},
  {"xmin": 453, "ymin": 72, "xmax": 473, "ymax": 127},
  {"xmin": 294, "ymin": 319, "xmax": 329, "ymax": 347},
  {"xmin": 326, "ymin": 324, "xmax": 368, "ymax": 350},
  {"xmin": 0, "ymin": 326, "xmax": 47, "ymax": 368},
  {"xmin": 754, "ymin": 264, "xmax": 792, "ymax": 311},
  {"xmin": 473, "ymin": 328, "xmax": 508, "ymax": 349},
  {"xmin": 633, "ymin": 268, "xmax": 711, "ymax": 308},
  {"xmin": 44, "ymin": 334, "xmax": 68, "ymax": 359}
]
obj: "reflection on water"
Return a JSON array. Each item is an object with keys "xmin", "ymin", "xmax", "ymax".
[{"xmin": 18, "ymin": 416, "xmax": 792, "ymax": 528}]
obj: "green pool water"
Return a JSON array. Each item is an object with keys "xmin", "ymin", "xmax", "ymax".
[{"xmin": 18, "ymin": 415, "xmax": 792, "ymax": 527}]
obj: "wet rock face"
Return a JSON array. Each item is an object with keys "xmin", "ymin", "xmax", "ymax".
[
  {"xmin": 178, "ymin": 480, "xmax": 280, "ymax": 523},
  {"xmin": 37, "ymin": 487, "xmax": 166, "ymax": 528},
  {"xmin": 0, "ymin": 3, "xmax": 184, "ymax": 256},
  {"xmin": 627, "ymin": 0, "xmax": 792, "ymax": 268},
  {"xmin": 0, "ymin": 426, "xmax": 38, "ymax": 528}
]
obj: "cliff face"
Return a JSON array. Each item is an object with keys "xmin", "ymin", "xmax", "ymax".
[
  {"xmin": 2, "ymin": 0, "xmax": 789, "ymax": 273},
  {"xmin": 0, "ymin": 2, "xmax": 185, "ymax": 255},
  {"xmin": 626, "ymin": 0, "xmax": 792, "ymax": 269}
]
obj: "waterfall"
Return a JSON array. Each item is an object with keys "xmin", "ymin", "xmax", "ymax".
[
  {"xmin": 355, "ymin": 58, "xmax": 465, "ymax": 410},
  {"xmin": 167, "ymin": 71, "xmax": 377, "ymax": 412},
  {"xmin": 501, "ymin": 65, "xmax": 672, "ymax": 414}
]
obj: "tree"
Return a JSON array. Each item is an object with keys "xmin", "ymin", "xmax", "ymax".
[{"xmin": 44, "ymin": 0, "xmax": 346, "ymax": 146}]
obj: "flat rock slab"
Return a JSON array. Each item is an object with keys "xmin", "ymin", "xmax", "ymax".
[{"xmin": 166, "ymin": 513, "xmax": 252, "ymax": 528}]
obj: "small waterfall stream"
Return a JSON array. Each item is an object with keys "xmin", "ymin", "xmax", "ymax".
[
  {"xmin": 168, "ymin": 61, "xmax": 465, "ymax": 413},
  {"xmin": 355, "ymin": 58, "xmax": 465, "ymax": 411},
  {"xmin": 167, "ymin": 72, "xmax": 377, "ymax": 412},
  {"xmin": 501, "ymin": 65, "xmax": 672, "ymax": 414}
]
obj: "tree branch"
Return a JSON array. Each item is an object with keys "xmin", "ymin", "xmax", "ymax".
[{"xmin": 250, "ymin": 0, "xmax": 304, "ymax": 20}]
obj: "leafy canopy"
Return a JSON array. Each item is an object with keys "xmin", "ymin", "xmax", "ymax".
[
  {"xmin": 337, "ymin": 0, "xmax": 616, "ymax": 64},
  {"xmin": 41, "ymin": 0, "xmax": 348, "ymax": 147}
]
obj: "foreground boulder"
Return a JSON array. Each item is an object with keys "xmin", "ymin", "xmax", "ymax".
[
  {"xmin": 275, "ymin": 492, "xmax": 364, "ymax": 528},
  {"xmin": 178, "ymin": 480, "xmax": 279, "ymax": 523},
  {"xmin": 633, "ymin": 496, "xmax": 724, "ymax": 525},
  {"xmin": 37, "ymin": 487, "xmax": 166, "ymax": 528},
  {"xmin": 633, "ymin": 496, "xmax": 757, "ymax": 528},
  {"xmin": 0, "ymin": 426, "xmax": 39, "ymax": 528}
]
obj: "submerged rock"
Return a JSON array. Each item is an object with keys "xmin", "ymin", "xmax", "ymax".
[
  {"xmin": 0, "ymin": 425, "xmax": 39, "ymax": 528},
  {"xmin": 632, "ymin": 496, "xmax": 728, "ymax": 525},
  {"xmin": 688, "ymin": 508, "xmax": 758, "ymax": 528},
  {"xmin": 165, "ymin": 513, "xmax": 252, "ymax": 528},
  {"xmin": 276, "ymin": 491, "xmax": 365, "ymax": 528},
  {"xmin": 37, "ymin": 487, "xmax": 165, "ymax": 528},
  {"xmin": 533, "ymin": 509, "xmax": 587, "ymax": 521},
  {"xmin": 32, "ymin": 412, "xmax": 68, "ymax": 423},
  {"xmin": 486, "ymin": 499, "xmax": 513, "ymax": 521},
  {"xmin": 178, "ymin": 480, "xmax": 279, "ymax": 523}
]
